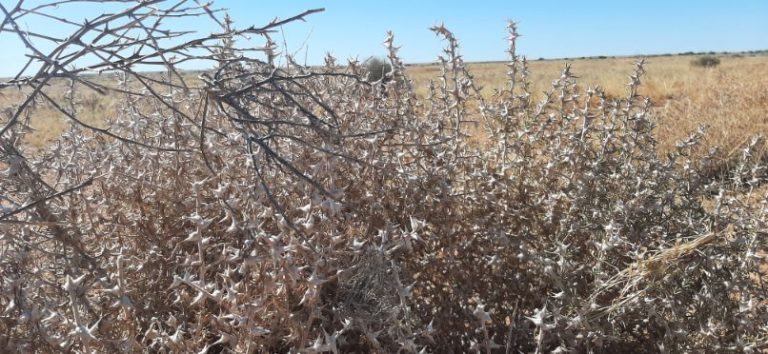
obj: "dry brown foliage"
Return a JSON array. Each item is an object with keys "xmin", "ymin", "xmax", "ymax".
[{"xmin": 1, "ymin": 2, "xmax": 767, "ymax": 353}]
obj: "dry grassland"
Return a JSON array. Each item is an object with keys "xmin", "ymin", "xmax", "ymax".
[
  {"xmin": 408, "ymin": 54, "xmax": 768, "ymax": 156},
  {"xmin": 4, "ymin": 54, "xmax": 767, "ymax": 160}
]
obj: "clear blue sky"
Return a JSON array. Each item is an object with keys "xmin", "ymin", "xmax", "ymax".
[{"xmin": 1, "ymin": 0, "xmax": 766, "ymax": 77}]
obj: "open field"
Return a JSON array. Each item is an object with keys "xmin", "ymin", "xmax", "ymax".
[
  {"xmin": 4, "ymin": 54, "xmax": 767, "ymax": 161},
  {"xmin": 408, "ymin": 53, "xmax": 768, "ymax": 156}
]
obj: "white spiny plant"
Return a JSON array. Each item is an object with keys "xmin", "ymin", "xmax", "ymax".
[{"xmin": 1, "ymin": 1, "xmax": 766, "ymax": 353}]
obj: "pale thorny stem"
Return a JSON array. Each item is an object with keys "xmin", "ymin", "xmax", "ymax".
[{"xmin": 501, "ymin": 21, "xmax": 520, "ymax": 173}]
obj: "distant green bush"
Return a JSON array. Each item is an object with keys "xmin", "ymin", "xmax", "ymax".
[
  {"xmin": 363, "ymin": 56, "xmax": 392, "ymax": 82},
  {"xmin": 691, "ymin": 55, "xmax": 720, "ymax": 67}
]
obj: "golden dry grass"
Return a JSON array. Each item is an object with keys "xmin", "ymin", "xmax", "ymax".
[
  {"xmin": 408, "ymin": 54, "xmax": 768, "ymax": 156},
  {"xmin": 0, "ymin": 79, "xmax": 116, "ymax": 149},
  {"xmin": 0, "ymin": 73, "xmax": 191, "ymax": 150},
  {"xmin": 3, "ymin": 54, "xmax": 767, "ymax": 157}
]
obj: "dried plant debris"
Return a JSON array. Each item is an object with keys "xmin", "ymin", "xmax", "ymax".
[{"xmin": 1, "ymin": 1, "xmax": 767, "ymax": 353}]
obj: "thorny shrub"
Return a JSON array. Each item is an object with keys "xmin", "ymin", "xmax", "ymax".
[{"xmin": 1, "ymin": 2, "xmax": 767, "ymax": 353}]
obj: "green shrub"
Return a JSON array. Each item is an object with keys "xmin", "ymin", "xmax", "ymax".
[
  {"xmin": 363, "ymin": 56, "xmax": 392, "ymax": 82},
  {"xmin": 691, "ymin": 55, "xmax": 721, "ymax": 67}
]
